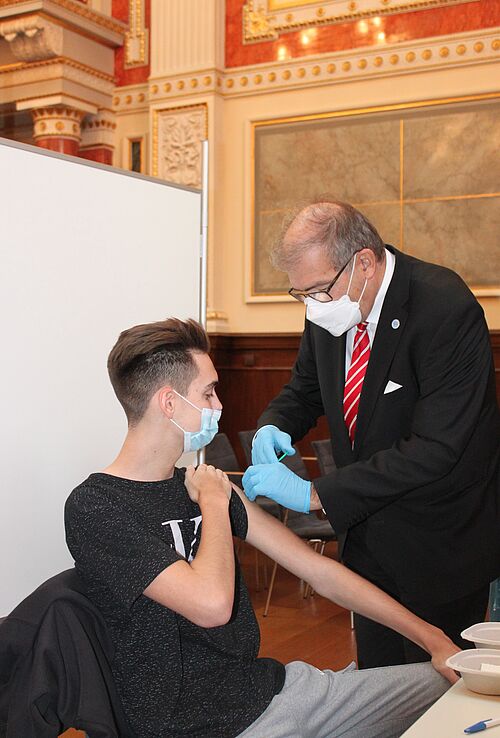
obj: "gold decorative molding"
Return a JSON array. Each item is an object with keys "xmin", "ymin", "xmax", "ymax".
[
  {"xmin": 137, "ymin": 30, "xmax": 499, "ymax": 105},
  {"xmin": 243, "ymin": 0, "xmax": 476, "ymax": 42},
  {"xmin": 125, "ymin": 0, "xmax": 148, "ymax": 67},
  {"xmin": 0, "ymin": 55, "xmax": 115, "ymax": 83},
  {"xmin": 152, "ymin": 103, "xmax": 208, "ymax": 185}
]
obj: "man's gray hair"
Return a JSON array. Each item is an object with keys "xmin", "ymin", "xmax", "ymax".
[{"xmin": 271, "ymin": 199, "xmax": 385, "ymax": 271}]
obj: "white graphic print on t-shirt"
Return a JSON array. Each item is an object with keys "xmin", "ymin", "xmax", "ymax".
[{"xmin": 161, "ymin": 515, "xmax": 202, "ymax": 562}]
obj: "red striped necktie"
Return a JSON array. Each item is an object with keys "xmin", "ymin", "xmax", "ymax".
[{"xmin": 343, "ymin": 322, "xmax": 371, "ymax": 446}]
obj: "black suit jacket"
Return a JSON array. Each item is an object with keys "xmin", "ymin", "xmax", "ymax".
[
  {"xmin": 0, "ymin": 569, "xmax": 135, "ymax": 738},
  {"xmin": 259, "ymin": 247, "xmax": 500, "ymax": 605}
]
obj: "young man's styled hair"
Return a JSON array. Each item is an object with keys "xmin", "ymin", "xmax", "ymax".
[{"xmin": 107, "ymin": 318, "xmax": 210, "ymax": 425}]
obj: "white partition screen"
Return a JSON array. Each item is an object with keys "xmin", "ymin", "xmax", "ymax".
[{"xmin": 0, "ymin": 139, "xmax": 203, "ymax": 614}]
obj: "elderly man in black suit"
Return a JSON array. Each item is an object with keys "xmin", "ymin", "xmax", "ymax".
[{"xmin": 243, "ymin": 199, "xmax": 500, "ymax": 669}]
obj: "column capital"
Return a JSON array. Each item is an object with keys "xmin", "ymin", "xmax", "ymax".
[{"xmin": 31, "ymin": 106, "xmax": 85, "ymax": 155}]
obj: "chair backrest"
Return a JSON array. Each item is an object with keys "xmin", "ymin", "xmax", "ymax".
[
  {"xmin": 205, "ymin": 433, "xmax": 242, "ymax": 485},
  {"xmin": 238, "ymin": 429, "xmax": 309, "ymax": 480},
  {"xmin": 311, "ymin": 439, "xmax": 336, "ymax": 477}
]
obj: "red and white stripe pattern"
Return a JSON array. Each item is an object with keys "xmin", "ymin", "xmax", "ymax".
[{"xmin": 343, "ymin": 322, "xmax": 371, "ymax": 445}]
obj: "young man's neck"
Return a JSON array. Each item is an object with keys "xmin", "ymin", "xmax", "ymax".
[{"xmin": 102, "ymin": 424, "xmax": 180, "ymax": 482}]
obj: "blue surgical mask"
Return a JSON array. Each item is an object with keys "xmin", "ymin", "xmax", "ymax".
[{"xmin": 170, "ymin": 390, "xmax": 221, "ymax": 452}]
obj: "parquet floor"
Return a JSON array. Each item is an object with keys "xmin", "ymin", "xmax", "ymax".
[{"xmin": 61, "ymin": 541, "xmax": 357, "ymax": 738}]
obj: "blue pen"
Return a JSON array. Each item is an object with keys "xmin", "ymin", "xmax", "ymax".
[
  {"xmin": 464, "ymin": 718, "xmax": 500, "ymax": 733},
  {"xmin": 277, "ymin": 452, "xmax": 288, "ymax": 462}
]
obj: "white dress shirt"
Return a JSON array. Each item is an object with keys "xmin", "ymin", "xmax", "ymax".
[{"xmin": 344, "ymin": 248, "xmax": 395, "ymax": 376}]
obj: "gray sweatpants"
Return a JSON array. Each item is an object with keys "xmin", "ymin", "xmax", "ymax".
[{"xmin": 237, "ymin": 660, "xmax": 448, "ymax": 738}]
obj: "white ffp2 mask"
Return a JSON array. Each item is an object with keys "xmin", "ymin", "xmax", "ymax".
[{"xmin": 306, "ymin": 254, "xmax": 367, "ymax": 337}]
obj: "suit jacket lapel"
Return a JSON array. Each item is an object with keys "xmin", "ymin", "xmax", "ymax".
[{"xmin": 354, "ymin": 247, "xmax": 410, "ymax": 453}]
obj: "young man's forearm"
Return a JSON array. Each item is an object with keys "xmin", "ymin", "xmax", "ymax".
[{"xmin": 190, "ymin": 495, "xmax": 235, "ymax": 617}]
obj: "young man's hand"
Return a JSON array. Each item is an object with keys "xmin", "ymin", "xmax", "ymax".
[
  {"xmin": 185, "ymin": 464, "xmax": 231, "ymax": 504},
  {"xmin": 427, "ymin": 629, "xmax": 461, "ymax": 684}
]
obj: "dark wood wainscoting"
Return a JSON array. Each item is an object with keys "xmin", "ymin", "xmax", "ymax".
[{"xmin": 210, "ymin": 330, "xmax": 500, "ymax": 476}]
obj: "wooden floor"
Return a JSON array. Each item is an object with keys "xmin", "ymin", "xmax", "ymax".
[{"xmin": 61, "ymin": 542, "xmax": 357, "ymax": 738}]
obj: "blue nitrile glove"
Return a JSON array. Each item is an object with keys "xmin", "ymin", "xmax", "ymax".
[
  {"xmin": 242, "ymin": 462, "xmax": 310, "ymax": 513},
  {"xmin": 251, "ymin": 425, "xmax": 296, "ymax": 465}
]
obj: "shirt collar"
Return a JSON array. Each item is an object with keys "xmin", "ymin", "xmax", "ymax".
[{"xmin": 366, "ymin": 247, "xmax": 395, "ymax": 326}]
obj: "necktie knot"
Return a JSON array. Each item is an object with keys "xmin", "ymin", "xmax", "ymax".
[{"xmin": 356, "ymin": 322, "xmax": 368, "ymax": 332}]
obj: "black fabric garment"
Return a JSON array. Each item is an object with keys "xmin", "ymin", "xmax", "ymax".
[
  {"xmin": 0, "ymin": 569, "xmax": 134, "ymax": 738},
  {"xmin": 258, "ymin": 246, "xmax": 500, "ymax": 661},
  {"xmin": 65, "ymin": 468, "xmax": 285, "ymax": 738},
  {"xmin": 353, "ymin": 583, "xmax": 490, "ymax": 670}
]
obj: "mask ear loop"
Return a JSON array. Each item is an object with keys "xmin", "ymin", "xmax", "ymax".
[
  {"xmin": 346, "ymin": 253, "xmax": 357, "ymax": 296},
  {"xmin": 346, "ymin": 253, "xmax": 368, "ymax": 303},
  {"xmin": 173, "ymin": 389, "xmax": 201, "ymax": 414}
]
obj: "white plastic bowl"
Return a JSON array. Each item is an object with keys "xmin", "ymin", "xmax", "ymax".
[
  {"xmin": 461, "ymin": 622, "xmax": 500, "ymax": 649},
  {"xmin": 446, "ymin": 649, "xmax": 500, "ymax": 695}
]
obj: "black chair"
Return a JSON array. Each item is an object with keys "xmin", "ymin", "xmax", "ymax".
[
  {"xmin": 311, "ymin": 439, "xmax": 337, "ymax": 476},
  {"xmin": 238, "ymin": 430, "xmax": 336, "ymax": 615},
  {"xmin": 0, "ymin": 569, "xmax": 135, "ymax": 738},
  {"xmin": 204, "ymin": 431, "xmax": 245, "ymax": 487}
]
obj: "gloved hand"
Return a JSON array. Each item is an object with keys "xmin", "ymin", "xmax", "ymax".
[
  {"xmin": 251, "ymin": 425, "xmax": 296, "ymax": 465},
  {"xmin": 242, "ymin": 462, "xmax": 311, "ymax": 513}
]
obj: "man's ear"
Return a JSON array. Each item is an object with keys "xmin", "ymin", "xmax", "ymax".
[
  {"xmin": 359, "ymin": 248, "xmax": 377, "ymax": 280},
  {"xmin": 157, "ymin": 386, "xmax": 176, "ymax": 417}
]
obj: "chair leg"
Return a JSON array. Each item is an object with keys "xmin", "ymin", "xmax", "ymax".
[{"xmin": 263, "ymin": 560, "xmax": 279, "ymax": 617}]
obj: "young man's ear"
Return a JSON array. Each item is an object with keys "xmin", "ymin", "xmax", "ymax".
[{"xmin": 157, "ymin": 386, "xmax": 176, "ymax": 417}]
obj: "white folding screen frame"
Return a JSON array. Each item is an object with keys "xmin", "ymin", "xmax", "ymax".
[{"xmin": 0, "ymin": 137, "xmax": 208, "ymax": 615}]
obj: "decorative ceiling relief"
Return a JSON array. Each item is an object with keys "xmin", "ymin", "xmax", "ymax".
[{"xmin": 243, "ymin": 0, "xmax": 476, "ymax": 43}]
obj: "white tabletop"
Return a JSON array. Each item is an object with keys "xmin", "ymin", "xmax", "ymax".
[{"xmin": 402, "ymin": 679, "xmax": 500, "ymax": 737}]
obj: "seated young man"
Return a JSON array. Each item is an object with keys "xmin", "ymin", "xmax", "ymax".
[{"xmin": 65, "ymin": 317, "xmax": 459, "ymax": 738}]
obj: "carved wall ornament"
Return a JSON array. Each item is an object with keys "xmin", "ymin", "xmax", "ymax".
[
  {"xmin": 153, "ymin": 104, "xmax": 208, "ymax": 186},
  {"xmin": 242, "ymin": 0, "xmax": 476, "ymax": 43},
  {"xmin": 0, "ymin": 16, "xmax": 63, "ymax": 61}
]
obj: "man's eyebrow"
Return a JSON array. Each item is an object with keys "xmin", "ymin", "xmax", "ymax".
[
  {"xmin": 293, "ymin": 278, "xmax": 333, "ymax": 292},
  {"xmin": 204, "ymin": 380, "xmax": 218, "ymax": 390}
]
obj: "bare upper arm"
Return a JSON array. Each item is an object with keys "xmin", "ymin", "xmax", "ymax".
[{"xmin": 231, "ymin": 484, "xmax": 336, "ymax": 587}]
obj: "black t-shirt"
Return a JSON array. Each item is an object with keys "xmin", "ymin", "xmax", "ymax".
[{"xmin": 64, "ymin": 468, "xmax": 285, "ymax": 738}]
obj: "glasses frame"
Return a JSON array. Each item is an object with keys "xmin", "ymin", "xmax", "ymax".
[{"xmin": 288, "ymin": 251, "xmax": 360, "ymax": 303}]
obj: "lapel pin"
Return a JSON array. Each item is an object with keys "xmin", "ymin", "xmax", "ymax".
[{"xmin": 391, "ymin": 319, "xmax": 400, "ymax": 329}]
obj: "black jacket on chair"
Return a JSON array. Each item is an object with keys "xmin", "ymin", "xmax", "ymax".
[
  {"xmin": 0, "ymin": 569, "xmax": 135, "ymax": 738},
  {"xmin": 259, "ymin": 246, "xmax": 500, "ymax": 606}
]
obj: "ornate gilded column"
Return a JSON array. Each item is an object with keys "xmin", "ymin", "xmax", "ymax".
[
  {"xmin": 31, "ymin": 107, "xmax": 85, "ymax": 156},
  {"xmin": 80, "ymin": 111, "xmax": 117, "ymax": 165}
]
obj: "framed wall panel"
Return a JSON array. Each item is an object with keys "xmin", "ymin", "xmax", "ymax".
[{"xmin": 250, "ymin": 93, "xmax": 500, "ymax": 301}]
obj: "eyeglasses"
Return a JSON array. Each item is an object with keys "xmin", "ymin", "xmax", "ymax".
[{"xmin": 288, "ymin": 252, "xmax": 358, "ymax": 303}]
